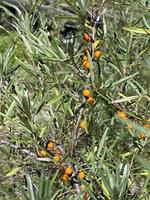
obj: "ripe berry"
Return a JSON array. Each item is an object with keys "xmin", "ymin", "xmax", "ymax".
[
  {"xmin": 78, "ymin": 171, "xmax": 86, "ymax": 180},
  {"xmin": 83, "ymin": 33, "xmax": 91, "ymax": 42},
  {"xmin": 53, "ymin": 154, "xmax": 61, "ymax": 161},
  {"xmin": 65, "ymin": 166, "xmax": 73, "ymax": 175},
  {"xmin": 127, "ymin": 124, "xmax": 133, "ymax": 129},
  {"xmin": 39, "ymin": 149, "xmax": 47, "ymax": 157},
  {"xmin": 87, "ymin": 96, "xmax": 94, "ymax": 105},
  {"xmin": 84, "ymin": 61, "xmax": 90, "ymax": 70},
  {"xmin": 144, "ymin": 124, "xmax": 150, "ymax": 129},
  {"xmin": 79, "ymin": 121, "xmax": 85, "ymax": 129},
  {"xmin": 83, "ymin": 89, "xmax": 91, "ymax": 98},
  {"xmin": 62, "ymin": 174, "xmax": 69, "ymax": 181},
  {"xmin": 117, "ymin": 111, "xmax": 127, "ymax": 119},
  {"xmin": 83, "ymin": 59, "xmax": 88, "ymax": 66},
  {"xmin": 140, "ymin": 133, "xmax": 145, "ymax": 140},
  {"xmin": 82, "ymin": 55, "xmax": 88, "ymax": 62},
  {"xmin": 94, "ymin": 50, "xmax": 103, "ymax": 59},
  {"xmin": 47, "ymin": 142, "xmax": 54, "ymax": 149}
]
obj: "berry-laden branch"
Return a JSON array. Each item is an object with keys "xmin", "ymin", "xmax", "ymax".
[{"xmin": 71, "ymin": 2, "xmax": 105, "ymax": 158}]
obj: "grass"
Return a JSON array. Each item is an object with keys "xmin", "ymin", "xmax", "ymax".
[{"xmin": 0, "ymin": 0, "xmax": 150, "ymax": 199}]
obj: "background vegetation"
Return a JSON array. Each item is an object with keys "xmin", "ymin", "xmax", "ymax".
[{"xmin": 0, "ymin": 0, "xmax": 150, "ymax": 199}]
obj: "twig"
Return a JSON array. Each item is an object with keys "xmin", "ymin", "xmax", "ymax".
[
  {"xmin": 0, "ymin": 140, "xmax": 36, "ymax": 157},
  {"xmin": 96, "ymin": 0, "xmax": 107, "ymax": 25},
  {"xmin": 71, "ymin": 100, "xmax": 85, "ymax": 158}
]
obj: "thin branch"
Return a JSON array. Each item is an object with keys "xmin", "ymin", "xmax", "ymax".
[
  {"xmin": 71, "ymin": 100, "xmax": 85, "ymax": 158},
  {"xmin": 0, "ymin": 140, "xmax": 36, "ymax": 157},
  {"xmin": 71, "ymin": 1, "xmax": 107, "ymax": 158}
]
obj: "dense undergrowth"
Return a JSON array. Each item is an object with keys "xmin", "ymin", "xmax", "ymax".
[{"xmin": 0, "ymin": 0, "xmax": 150, "ymax": 199}]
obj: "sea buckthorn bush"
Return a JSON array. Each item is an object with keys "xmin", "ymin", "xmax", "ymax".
[{"xmin": 0, "ymin": 0, "xmax": 150, "ymax": 199}]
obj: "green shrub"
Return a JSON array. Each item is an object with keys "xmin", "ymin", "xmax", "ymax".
[{"xmin": 0, "ymin": 0, "xmax": 150, "ymax": 199}]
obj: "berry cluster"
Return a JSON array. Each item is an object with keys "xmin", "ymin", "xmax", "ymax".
[
  {"xmin": 62, "ymin": 166, "xmax": 86, "ymax": 182},
  {"xmin": 79, "ymin": 32, "xmax": 103, "ymax": 130},
  {"xmin": 39, "ymin": 141, "xmax": 62, "ymax": 161},
  {"xmin": 82, "ymin": 33, "xmax": 103, "ymax": 72},
  {"xmin": 83, "ymin": 89, "xmax": 94, "ymax": 105},
  {"xmin": 117, "ymin": 111, "xmax": 150, "ymax": 140}
]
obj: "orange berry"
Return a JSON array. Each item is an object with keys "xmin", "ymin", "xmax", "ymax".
[
  {"xmin": 79, "ymin": 121, "xmax": 85, "ymax": 129},
  {"xmin": 83, "ymin": 89, "xmax": 91, "ymax": 98},
  {"xmin": 53, "ymin": 154, "xmax": 61, "ymax": 161},
  {"xmin": 39, "ymin": 149, "xmax": 47, "ymax": 157},
  {"xmin": 84, "ymin": 61, "xmax": 90, "ymax": 70},
  {"xmin": 144, "ymin": 124, "xmax": 150, "ymax": 129},
  {"xmin": 47, "ymin": 142, "xmax": 54, "ymax": 149},
  {"xmin": 127, "ymin": 124, "xmax": 133, "ymax": 129},
  {"xmin": 78, "ymin": 171, "xmax": 86, "ymax": 180},
  {"xmin": 83, "ymin": 59, "xmax": 88, "ymax": 66},
  {"xmin": 117, "ymin": 111, "xmax": 127, "ymax": 119},
  {"xmin": 94, "ymin": 50, "xmax": 103, "ymax": 59},
  {"xmin": 82, "ymin": 55, "xmax": 88, "ymax": 62},
  {"xmin": 62, "ymin": 174, "xmax": 69, "ymax": 181},
  {"xmin": 65, "ymin": 166, "xmax": 73, "ymax": 175},
  {"xmin": 87, "ymin": 96, "xmax": 94, "ymax": 105},
  {"xmin": 140, "ymin": 133, "xmax": 145, "ymax": 140},
  {"xmin": 83, "ymin": 33, "xmax": 91, "ymax": 42}
]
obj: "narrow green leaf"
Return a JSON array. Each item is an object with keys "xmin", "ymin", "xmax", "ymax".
[
  {"xmin": 3, "ymin": 47, "xmax": 14, "ymax": 75},
  {"xmin": 22, "ymin": 95, "xmax": 31, "ymax": 121},
  {"xmin": 123, "ymin": 27, "xmax": 150, "ymax": 34},
  {"xmin": 26, "ymin": 174, "xmax": 36, "ymax": 200},
  {"xmin": 38, "ymin": 172, "xmax": 46, "ymax": 199},
  {"xmin": 97, "ymin": 127, "xmax": 108, "ymax": 158},
  {"xmin": 0, "ymin": 5, "xmax": 18, "ymax": 21},
  {"xmin": 48, "ymin": 95, "xmax": 62, "ymax": 106},
  {"xmin": 6, "ymin": 167, "xmax": 22, "ymax": 177},
  {"xmin": 6, "ymin": 100, "xmax": 16, "ymax": 117},
  {"xmin": 17, "ymin": 113, "xmax": 33, "ymax": 131},
  {"xmin": 36, "ymin": 100, "xmax": 46, "ymax": 115},
  {"xmin": 101, "ymin": 180, "xmax": 110, "ymax": 199},
  {"xmin": 39, "ymin": 126, "xmax": 47, "ymax": 138},
  {"xmin": 111, "ymin": 72, "xmax": 138, "ymax": 87},
  {"xmin": 15, "ymin": 57, "xmax": 38, "ymax": 77},
  {"xmin": 119, "ymin": 164, "xmax": 129, "ymax": 197},
  {"xmin": 111, "ymin": 95, "xmax": 139, "ymax": 103},
  {"xmin": 51, "ymin": 38, "xmax": 67, "ymax": 59}
]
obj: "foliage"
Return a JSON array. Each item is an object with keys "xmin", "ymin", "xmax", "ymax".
[{"xmin": 0, "ymin": 0, "xmax": 150, "ymax": 199}]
